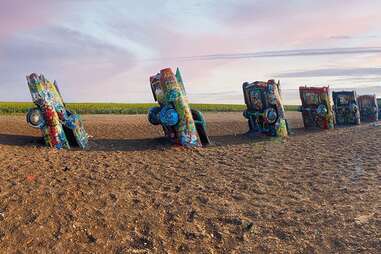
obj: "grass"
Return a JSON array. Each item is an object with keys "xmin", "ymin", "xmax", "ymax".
[{"xmin": 0, "ymin": 102, "xmax": 299, "ymax": 115}]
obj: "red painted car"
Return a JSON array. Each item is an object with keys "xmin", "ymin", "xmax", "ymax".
[{"xmin": 299, "ymin": 86, "xmax": 335, "ymax": 129}]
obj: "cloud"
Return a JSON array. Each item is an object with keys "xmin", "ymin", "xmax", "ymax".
[
  {"xmin": 1, "ymin": 0, "xmax": 381, "ymax": 103},
  {"xmin": 154, "ymin": 47, "xmax": 381, "ymax": 61},
  {"xmin": 329, "ymin": 35, "xmax": 353, "ymax": 40},
  {"xmin": 328, "ymin": 35, "xmax": 379, "ymax": 41},
  {"xmin": 213, "ymin": 0, "xmax": 381, "ymax": 47},
  {"xmin": 0, "ymin": 26, "xmax": 137, "ymax": 101},
  {"xmin": 331, "ymin": 77, "xmax": 381, "ymax": 83},
  {"xmin": 274, "ymin": 67, "xmax": 381, "ymax": 78},
  {"xmin": 0, "ymin": 0, "xmax": 61, "ymax": 39}
]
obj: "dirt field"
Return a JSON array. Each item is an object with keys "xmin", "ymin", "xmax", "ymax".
[{"xmin": 0, "ymin": 112, "xmax": 380, "ymax": 253}]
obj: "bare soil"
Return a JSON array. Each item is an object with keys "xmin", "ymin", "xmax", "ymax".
[{"xmin": 0, "ymin": 112, "xmax": 380, "ymax": 253}]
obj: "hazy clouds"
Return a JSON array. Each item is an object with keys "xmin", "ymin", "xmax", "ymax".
[{"xmin": 0, "ymin": 0, "xmax": 380, "ymax": 103}]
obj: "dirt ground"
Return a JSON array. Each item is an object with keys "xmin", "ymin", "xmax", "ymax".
[{"xmin": 0, "ymin": 112, "xmax": 380, "ymax": 253}]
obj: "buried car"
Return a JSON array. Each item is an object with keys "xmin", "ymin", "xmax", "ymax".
[
  {"xmin": 357, "ymin": 95, "xmax": 379, "ymax": 122},
  {"xmin": 148, "ymin": 68, "xmax": 210, "ymax": 147},
  {"xmin": 242, "ymin": 80, "xmax": 288, "ymax": 137},
  {"xmin": 26, "ymin": 73, "xmax": 89, "ymax": 149},
  {"xmin": 299, "ymin": 86, "xmax": 335, "ymax": 129},
  {"xmin": 332, "ymin": 91, "xmax": 360, "ymax": 125}
]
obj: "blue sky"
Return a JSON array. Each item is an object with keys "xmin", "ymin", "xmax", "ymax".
[{"xmin": 0, "ymin": 0, "xmax": 380, "ymax": 104}]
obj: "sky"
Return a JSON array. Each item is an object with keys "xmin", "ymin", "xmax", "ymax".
[{"xmin": 0, "ymin": 0, "xmax": 380, "ymax": 104}]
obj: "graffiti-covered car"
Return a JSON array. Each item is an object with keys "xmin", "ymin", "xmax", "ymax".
[
  {"xmin": 377, "ymin": 98, "xmax": 381, "ymax": 117},
  {"xmin": 26, "ymin": 73, "xmax": 89, "ymax": 149},
  {"xmin": 332, "ymin": 91, "xmax": 360, "ymax": 125},
  {"xmin": 148, "ymin": 68, "xmax": 210, "ymax": 147},
  {"xmin": 299, "ymin": 86, "xmax": 335, "ymax": 129},
  {"xmin": 242, "ymin": 80, "xmax": 288, "ymax": 137},
  {"xmin": 357, "ymin": 95, "xmax": 379, "ymax": 122}
]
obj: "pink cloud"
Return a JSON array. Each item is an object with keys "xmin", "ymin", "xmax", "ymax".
[
  {"xmin": 1, "ymin": 0, "xmax": 380, "ymax": 103},
  {"xmin": 216, "ymin": 0, "xmax": 381, "ymax": 48},
  {"xmin": 0, "ymin": 0, "xmax": 58, "ymax": 39}
]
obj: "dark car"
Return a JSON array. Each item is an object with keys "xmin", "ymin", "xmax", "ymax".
[
  {"xmin": 357, "ymin": 95, "xmax": 379, "ymax": 122},
  {"xmin": 26, "ymin": 73, "xmax": 89, "ymax": 149},
  {"xmin": 332, "ymin": 91, "xmax": 360, "ymax": 125},
  {"xmin": 299, "ymin": 86, "xmax": 335, "ymax": 129},
  {"xmin": 147, "ymin": 68, "xmax": 210, "ymax": 147},
  {"xmin": 242, "ymin": 80, "xmax": 288, "ymax": 137}
]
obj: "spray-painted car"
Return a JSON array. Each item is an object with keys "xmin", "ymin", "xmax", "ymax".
[
  {"xmin": 377, "ymin": 98, "xmax": 381, "ymax": 117},
  {"xmin": 242, "ymin": 80, "xmax": 288, "ymax": 137},
  {"xmin": 357, "ymin": 95, "xmax": 379, "ymax": 122},
  {"xmin": 299, "ymin": 86, "xmax": 335, "ymax": 129},
  {"xmin": 26, "ymin": 73, "xmax": 89, "ymax": 149},
  {"xmin": 148, "ymin": 68, "xmax": 210, "ymax": 147},
  {"xmin": 332, "ymin": 91, "xmax": 360, "ymax": 125}
]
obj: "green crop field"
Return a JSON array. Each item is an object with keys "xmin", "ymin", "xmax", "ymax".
[{"xmin": 0, "ymin": 102, "xmax": 299, "ymax": 115}]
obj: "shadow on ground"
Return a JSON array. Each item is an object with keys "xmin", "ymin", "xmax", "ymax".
[
  {"xmin": 89, "ymin": 137, "xmax": 173, "ymax": 152},
  {"xmin": 91, "ymin": 133, "xmax": 278, "ymax": 151},
  {"xmin": 0, "ymin": 134, "xmax": 43, "ymax": 146},
  {"xmin": 0, "ymin": 127, "xmax": 324, "ymax": 151}
]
